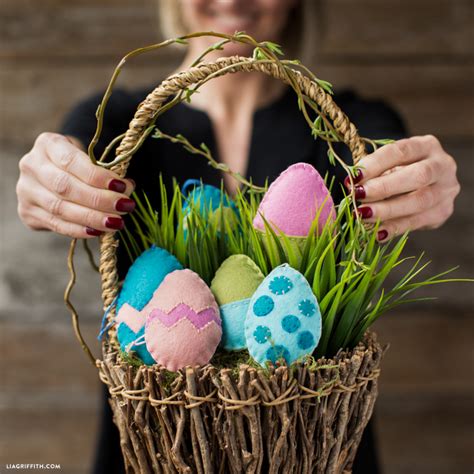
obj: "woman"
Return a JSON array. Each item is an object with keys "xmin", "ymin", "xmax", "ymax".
[{"xmin": 16, "ymin": 1, "xmax": 460, "ymax": 472}]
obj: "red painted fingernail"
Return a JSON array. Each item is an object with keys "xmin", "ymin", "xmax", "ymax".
[
  {"xmin": 344, "ymin": 169, "xmax": 363, "ymax": 188},
  {"xmin": 115, "ymin": 198, "xmax": 136, "ymax": 213},
  {"xmin": 105, "ymin": 217, "xmax": 124, "ymax": 230},
  {"xmin": 356, "ymin": 206, "xmax": 373, "ymax": 219},
  {"xmin": 86, "ymin": 227, "xmax": 102, "ymax": 236},
  {"xmin": 354, "ymin": 185, "xmax": 366, "ymax": 200},
  {"xmin": 108, "ymin": 179, "xmax": 127, "ymax": 193},
  {"xmin": 377, "ymin": 230, "xmax": 388, "ymax": 241}
]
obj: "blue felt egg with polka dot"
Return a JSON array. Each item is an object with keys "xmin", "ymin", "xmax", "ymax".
[{"xmin": 244, "ymin": 264, "xmax": 321, "ymax": 367}]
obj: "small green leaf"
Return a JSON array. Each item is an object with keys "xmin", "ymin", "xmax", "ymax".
[
  {"xmin": 252, "ymin": 47, "xmax": 267, "ymax": 61},
  {"xmin": 262, "ymin": 41, "xmax": 284, "ymax": 56}
]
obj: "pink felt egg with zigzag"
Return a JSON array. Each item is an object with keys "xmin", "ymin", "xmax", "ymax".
[
  {"xmin": 253, "ymin": 162, "xmax": 336, "ymax": 236},
  {"xmin": 144, "ymin": 269, "xmax": 222, "ymax": 371}
]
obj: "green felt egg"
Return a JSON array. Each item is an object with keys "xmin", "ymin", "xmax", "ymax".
[
  {"xmin": 211, "ymin": 255, "xmax": 265, "ymax": 350},
  {"xmin": 211, "ymin": 255, "xmax": 265, "ymax": 305}
]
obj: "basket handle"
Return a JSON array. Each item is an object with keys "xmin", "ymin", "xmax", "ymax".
[{"xmin": 98, "ymin": 56, "xmax": 366, "ymax": 316}]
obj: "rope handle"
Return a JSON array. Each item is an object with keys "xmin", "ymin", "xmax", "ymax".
[{"xmin": 65, "ymin": 34, "xmax": 367, "ymax": 364}]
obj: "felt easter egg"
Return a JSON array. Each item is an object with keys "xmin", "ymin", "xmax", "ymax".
[
  {"xmin": 117, "ymin": 324, "xmax": 154, "ymax": 365},
  {"xmin": 117, "ymin": 245, "xmax": 183, "ymax": 311},
  {"xmin": 244, "ymin": 264, "xmax": 321, "ymax": 367},
  {"xmin": 115, "ymin": 246, "xmax": 183, "ymax": 363},
  {"xmin": 211, "ymin": 255, "xmax": 265, "ymax": 350},
  {"xmin": 182, "ymin": 180, "xmax": 239, "ymax": 231},
  {"xmin": 116, "ymin": 305, "xmax": 155, "ymax": 365},
  {"xmin": 253, "ymin": 163, "xmax": 336, "ymax": 236},
  {"xmin": 144, "ymin": 269, "xmax": 222, "ymax": 371}
]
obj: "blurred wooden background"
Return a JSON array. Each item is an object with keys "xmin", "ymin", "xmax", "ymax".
[{"xmin": 1, "ymin": 1, "xmax": 473, "ymax": 473}]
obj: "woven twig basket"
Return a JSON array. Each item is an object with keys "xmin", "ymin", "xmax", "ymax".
[
  {"xmin": 97, "ymin": 335, "xmax": 383, "ymax": 474},
  {"xmin": 69, "ymin": 54, "xmax": 386, "ymax": 473}
]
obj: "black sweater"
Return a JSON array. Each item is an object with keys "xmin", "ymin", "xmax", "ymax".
[{"xmin": 61, "ymin": 85, "xmax": 405, "ymax": 201}]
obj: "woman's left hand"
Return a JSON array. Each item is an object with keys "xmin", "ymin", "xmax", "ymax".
[{"xmin": 346, "ymin": 135, "xmax": 461, "ymax": 242}]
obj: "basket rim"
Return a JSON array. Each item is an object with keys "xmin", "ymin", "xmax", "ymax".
[{"xmin": 97, "ymin": 331, "xmax": 386, "ymax": 410}]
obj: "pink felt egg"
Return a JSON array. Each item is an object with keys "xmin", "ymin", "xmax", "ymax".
[
  {"xmin": 253, "ymin": 162, "xmax": 336, "ymax": 236},
  {"xmin": 144, "ymin": 269, "xmax": 222, "ymax": 371}
]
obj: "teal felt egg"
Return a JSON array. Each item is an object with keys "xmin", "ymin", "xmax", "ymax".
[
  {"xmin": 182, "ymin": 180, "xmax": 239, "ymax": 231},
  {"xmin": 244, "ymin": 264, "xmax": 321, "ymax": 366},
  {"xmin": 211, "ymin": 255, "xmax": 264, "ymax": 350},
  {"xmin": 117, "ymin": 245, "xmax": 183, "ymax": 312},
  {"xmin": 117, "ymin": 324, "xmax": 155, "ymax": 365},
  {"xmin": 115, "ymin": 245, "xmax": 183, "ymax": 363}
]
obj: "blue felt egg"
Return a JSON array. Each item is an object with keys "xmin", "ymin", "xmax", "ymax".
[
  {"xmin": 181, "ymin": 180, "xmax": 239, "ymax": 233},
  {"xmin": 116, "ymin": 245, "xmax": 183, "ymax": 362},
  {"xmin": 217, "ymin": 299, "xmax": 250, "ymax": 350},
  {"xmin": 210, "ymin": 255, "xmax": 265, "ymax": 350},
  {"xmin": 244, "ymin": 264, "xmax": 321, "ymax": 366},
  {"xmin": 117, "ymin": 245, "xmax": 183, "ymax": 311},
  {"xmin": 182, "ymin": 180, "xmax": 238, "ymax": 216},
  {"xmin": 117, "ymin": 324, "xmax": 155, "ymax": 365}
]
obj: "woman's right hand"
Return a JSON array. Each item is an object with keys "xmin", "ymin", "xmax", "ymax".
[{"xmin": 16, "ymin": 132, "xmax": 136, "ymax": 239}]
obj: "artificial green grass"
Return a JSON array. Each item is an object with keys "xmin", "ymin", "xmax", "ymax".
[{"xmin": 120, "ymin": 178, "xmax": 462, "ymax": 358}]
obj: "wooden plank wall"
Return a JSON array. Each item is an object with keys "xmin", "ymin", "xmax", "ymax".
[{"xmin": 1, "ymin": 1, "xmax": 472, "ymax": 473}]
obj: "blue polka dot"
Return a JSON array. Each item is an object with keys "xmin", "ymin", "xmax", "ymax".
[
  {"xmin": 253, "ymin": 295, "xmax": 274, "ymax": 317},
  {"xmin": 297, "ymin": 331, "xmax": 315, "ymax": 351},
  {"xmin": 253, "ymin": 326, "xmax": 272, "ymax": 344},
  {"xmin": 281, "ymin": 315, "xmax": 301, "ymax": 333},
  {"xmin": 299, "ymin": 299, "xmax": 316, "ymax": 317},
  {"xmin": 266, "ymin": 345, "xmax": 290, "ymax": 364},
  {"xmin": 269, "ymin": 276, "xmax": 293, "ymax": 295}
]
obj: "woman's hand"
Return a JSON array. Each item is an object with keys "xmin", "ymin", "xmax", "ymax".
[
  {"xmin": 16, "ymin": 132, "xmax": 135, "ymax": 239},
  {"xmin": 346, "ymin": 135, "xmax": 460, "ymax": 241}
]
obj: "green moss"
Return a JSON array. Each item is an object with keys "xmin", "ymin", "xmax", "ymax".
[
  {"xmin": 211, "ymin": 348, "xmax": 260, "ymax": 373},
  {"xmin": 119, "ymin": 350, "xmax": 144, "ymax": 368},
  {"xmin": 159, "ymin": 369, "xmax": 180, "ymax": 389}
]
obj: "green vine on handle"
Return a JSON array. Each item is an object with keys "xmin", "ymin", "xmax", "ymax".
[{"xmin": 152, "ymin": 129, "xmax": 267, "ymax": 193}]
